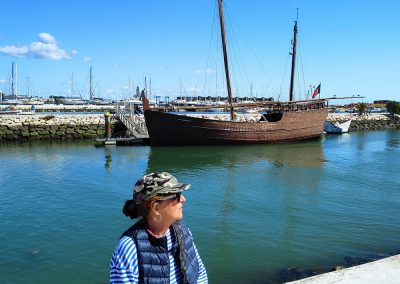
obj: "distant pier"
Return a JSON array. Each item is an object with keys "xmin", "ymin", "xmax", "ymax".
[{"xmin": 0, "ymin": 103, "xmax": 113, "ymax": 113}]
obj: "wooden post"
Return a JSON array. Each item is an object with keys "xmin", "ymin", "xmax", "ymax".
[{"xmin": 104, "ymin": 112, "xmax": 111, "ymax": 139}]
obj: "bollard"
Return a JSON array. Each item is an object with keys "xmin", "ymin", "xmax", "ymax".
[{"xmin": 104, "ymin": 112, "xmax": 111, "ymax": 139}]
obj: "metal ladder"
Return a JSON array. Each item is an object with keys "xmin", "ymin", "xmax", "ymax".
[{"xmin": 115, "ymin": 103, "xmax": 148, "ymax": 138}]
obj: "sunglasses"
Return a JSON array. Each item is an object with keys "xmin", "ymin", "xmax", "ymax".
[{"xmin": 159, "ymin": 192, "xmax": 182, "ymax": 202}]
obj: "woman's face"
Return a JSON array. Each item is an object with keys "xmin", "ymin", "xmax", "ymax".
[{"xmin": 158, "ymin": 193, "xmax": 186, "ymax": 223}]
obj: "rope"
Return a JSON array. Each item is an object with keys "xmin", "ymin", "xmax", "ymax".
[
  {"xmin": 299, "ymin": 45, "xmax": 308, "ymax": 100},
  {"xmin": 224, "ymin": 5, "xmax": 251, "ymax": 96},
  {"xmin": 296, "ymin": 36, "xmax": 309, "ymax": 101},
  {"xmin": 279, "ymin": 51, "xmax": 291, "ymax": 101},
  {"xmin": 227, "ymin": 12, "xmax": 277, "ymax": 90},
  {"xmin": 202, "ymin": 1, "xmax": 218, "ymax": 97}
]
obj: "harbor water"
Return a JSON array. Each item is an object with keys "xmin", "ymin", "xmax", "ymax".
[{"xmin": 1, "ymin": 130, "xmax": 400, "ymax": 283}]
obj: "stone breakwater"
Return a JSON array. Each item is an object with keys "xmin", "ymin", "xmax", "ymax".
[
  {"xmin": 327, "ymin": 113, "xmax": 400, "ymax": 131},
  {"xmin": 1, "ymin": 113, "xmax": 399, "ymax": 141},
  {"xmin": 0, "ymin": 114, "xmax": 106, "ymax": 141}
]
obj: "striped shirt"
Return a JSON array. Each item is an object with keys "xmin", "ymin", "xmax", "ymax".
[{"xmin": 110, "ymin": 228, "xmax": 208, "ymax": 284}]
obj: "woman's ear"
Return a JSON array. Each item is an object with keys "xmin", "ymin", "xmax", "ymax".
[{"xmin": 150, "ymin": 200, "xmax": 160, "ymax": 212}]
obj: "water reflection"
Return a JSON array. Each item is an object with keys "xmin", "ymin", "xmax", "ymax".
[
  {"xmin": 386, "ymin": 132, "xmax": 400, "ymax": 150},
  {"xmin": 146, "ymin": 141, "xmax": 325, "ymax": 173},
  {"xmin": 387, "ymin": 139, "xmax": 400, "ymax": 149},
  {"xmin": 104, "ymin": 147, "xmax": 112, "ymax": 173},
  {"xmin": 145, "ymin": 142, "xmax": 326, "ymax": 257},
  {"xmin": 218, "ymin": 170, "xmax": 236, "ymax": 243}
]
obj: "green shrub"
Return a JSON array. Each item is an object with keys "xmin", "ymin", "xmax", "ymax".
[
  {"xmin": 386, "ymin": 101, "xmax": 400, "ymax": 115},
  {"xmin": 355, "ymin": 102, "xmax": 367, "ymax": 115}
]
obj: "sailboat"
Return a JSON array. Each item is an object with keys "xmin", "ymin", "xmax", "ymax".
[
  {"xmin": 88, "ymin": 66, "xmax": 111, "ymax": 105},
  {"xmin": 2, "ymin": 62, "xmax": 23, "ymax": 104},
  {"xmin": 62, "ymin": 73, "xmax": 87, "ymax": 105},
  {"xmin": 141, "ymin": 0, "xmax": 328, "ymax": 146}
]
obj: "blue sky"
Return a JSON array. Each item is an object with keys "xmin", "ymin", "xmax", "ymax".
[{"xmin": 1, "ymin": 0, "xmax": 399, "ymax": 103}]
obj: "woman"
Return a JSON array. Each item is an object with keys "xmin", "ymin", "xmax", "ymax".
[{"xmin": 110, "ymin": 172, "xmax": 208, "ymax": 284}]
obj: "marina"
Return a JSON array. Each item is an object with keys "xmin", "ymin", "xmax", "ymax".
[{"xmin": 1, "ymin": 0, "xmax": 400, "ymax": 283}]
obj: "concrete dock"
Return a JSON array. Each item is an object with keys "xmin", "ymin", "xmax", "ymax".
[{"xmin": 288, "ymin": 254, "xmax": 400, "ymax": 283}]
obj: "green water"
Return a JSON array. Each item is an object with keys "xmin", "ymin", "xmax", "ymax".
[{"xmin": 1, "ymin": 130, "xmax": 400, "ymax": 283}]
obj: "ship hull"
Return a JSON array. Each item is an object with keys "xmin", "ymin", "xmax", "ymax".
[{"xmin": 144, "ymin": 107, "xmax": 328, "ymax": 146}]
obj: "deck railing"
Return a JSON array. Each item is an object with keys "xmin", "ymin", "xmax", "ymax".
[{"xmin": 115, "ymin": 102, "xmax": 148, "ymax": 137}]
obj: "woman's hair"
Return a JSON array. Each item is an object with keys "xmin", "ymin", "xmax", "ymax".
[{"xmin": 122, "ymin": 195, "xmax": 165, "ymax": 219}]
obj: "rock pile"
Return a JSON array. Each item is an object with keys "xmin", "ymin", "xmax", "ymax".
[
  {"xmin": 327, "ymin": 113, "xmax": 400, "ymax": 131},
  {"xmin": 0, "ymin": 114, "xmax": 106, "ymax": 141}
]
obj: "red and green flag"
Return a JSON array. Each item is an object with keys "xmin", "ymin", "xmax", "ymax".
[{"xmin": 312, "ymin": 83, "xmax": 321, "ymax": 99}]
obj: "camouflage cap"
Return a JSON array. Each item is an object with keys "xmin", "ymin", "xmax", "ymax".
[{"xmin": 133, "ymin": 172, "xmax": 190, "ymax": 204}]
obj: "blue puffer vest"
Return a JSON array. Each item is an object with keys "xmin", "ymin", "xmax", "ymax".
[{"xmin": 122, "ymin": 219, "xmax": 199, "ymax": 284}]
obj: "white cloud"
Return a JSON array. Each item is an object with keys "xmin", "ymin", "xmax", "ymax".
[
  {"xmin": 0, "ymin": 45, "xmax": 29, "ymax": 57},
  {"xmin": 38, "ymin": 33, "xmax": 56, "ymax": 44},
  {"xmin": 0, "ymin": 33, "xmax": 75, "ymax": 60},
  {"xmin": 84, "ymin": 56, "xmax": 91, "ymax": 62},
  {"xmin": 30, "ymin": 41, "xmax": 70, "ymax": 60},
  {"xmin": 0, "ymin": 79, "xmax": 6, "ymax": 84}
]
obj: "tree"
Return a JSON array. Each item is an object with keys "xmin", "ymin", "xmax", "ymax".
[
  {"xmin": 355, "ymin": 102, "xmax": 367, "ymax": 115},
  {"xmin": 386, "ymin": 101, "xmax": 400, "ymax": 115}
]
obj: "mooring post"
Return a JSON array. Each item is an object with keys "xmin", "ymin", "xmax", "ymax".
[{"xmin": 104, "ymin": 112, "xmax": 111, "ymax": 139}]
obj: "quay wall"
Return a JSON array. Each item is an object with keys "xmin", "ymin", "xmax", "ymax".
[
  {"xmin": 0, "ymin": 114, "xmax": 108, "ymax": 141},
  {"xmin": 1, "ymin": 113, "xmax": 400, "ymax": 141}
]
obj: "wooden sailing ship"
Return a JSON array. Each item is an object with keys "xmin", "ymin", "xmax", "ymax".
[{"xmin": 141, "ymin": 0, "xmax": 328, "ymax": 146}]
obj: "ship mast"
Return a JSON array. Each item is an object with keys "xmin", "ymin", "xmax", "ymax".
[
  {"xmin": 71, "ymin": 73, "xmax": 75, "ymax": 97},
  {"xmin": 11, "ymin": 62, "xmax": 15, "ymax": 99},
  {"xmin": 11, "ymin": 61, "xmax": 17, "ymax": 99},
  {"xmin": 89, "ymin": 66, "xmax": 93, "ymax": 100},
  {"xmin": 289, "ymin": 9, "xmax": 298, "ymax": 102},
  {"xmin": 217, "ymin": 0, "xmax": 234, "ymax": 120}
]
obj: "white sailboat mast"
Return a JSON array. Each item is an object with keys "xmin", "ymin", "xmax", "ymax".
[
  {"xmin": 71, "ymin": 73, "xmax": 75, "ymax": 97},
  {"xmin": 89, "ymin": 66, "xmax": 93, "ymax": 100}
]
